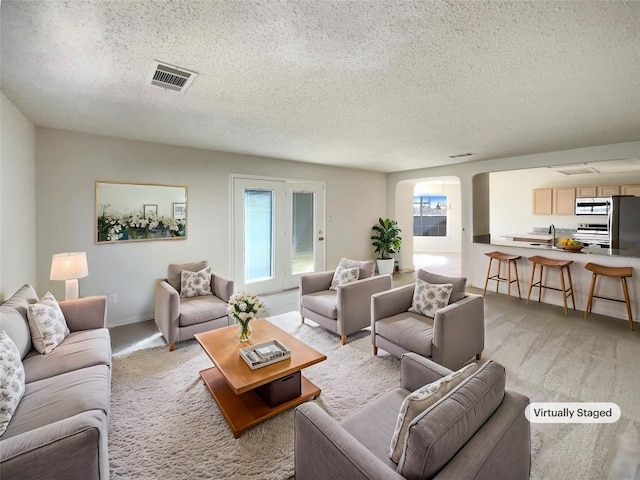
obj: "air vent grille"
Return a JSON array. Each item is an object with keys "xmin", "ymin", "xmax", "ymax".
[
  {"xmin": 146, "ymin": 61, "xmax": 198, "ymax": 93},
  {"xmin": 448, "ymin": 152, "xmax": 476, "ymax": 159},
  {"xmin": 556, "ymin": 167, "xmax": 600, "ymax": 175}
]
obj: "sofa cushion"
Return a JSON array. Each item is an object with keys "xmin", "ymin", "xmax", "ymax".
[
  {"xmin": 408, "ymin": 280, "xmax": 453, "ymax": 318},
  {"xmin": 22, "ymin": 328, "xmax": 112, "ymax": 384},
  {"xmin": 417, "ymin": 270, "xmax": 467, "ymax": 304},
  {"xmin": 180, "ymin": 267, "xmax": 213, "ymax": 297},
  {"xmin": 337, "ymin": 257, "xmax": 375, "ymax": 280},
  {"xmin": 179, "ymin": 295, "xmax": 228, "ymax": 327},
  {"xmin": 375, "ymin": 312, "xmax": 434, "ymax": 357},
  {"xmin": 27, "ymin": 292, "xmax": 70, "ymax": 354},
  {"xmin": 389, "ymin": 362, "xmax": 478, "ymax": 462},
  {"xmin": 1, "ymin": 365, "xmax": 110, "ymax": 440},
  {"xmin": 341, "ymin": 387, "xmax": 408, "ymax": 470},
  {"xmin": 398, "ymin": 361, "xmax": 506, "ymax": 479},
  {"xmin": 167, "ymin": 260, "xmax": 208, "ymax": 292},
  {"xmin": 0, "ymin": 285, "xmax": 38, "ymax": 359},
  {"xmin": 300, "ymin": 290, "xmax": 338, "ymax": 319},
  {"xmin": 0, "ymin": 332, "xmax": 26, "ymax": 437},
  {"xmin": 329, "ymin": 266, "xmax": 359, "ymax": 290}
]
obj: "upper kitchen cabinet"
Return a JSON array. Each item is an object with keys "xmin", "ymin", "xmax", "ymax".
[
  {"xmin": 554, "ymin": 187, "xmax": 576, "ymax": 215},
  {"xmin": 532, "ymin": 188, "xmax": 553, "ymax": 215},
  {"xmin": 598, "ymin": 186, "xmax": 620, "ymax": 196},
  {"xmin": 577, "ymin": 187, "xmax": 597, "ymax": 197},
  {"xmin": 621, "ymin": 185, "xmax": 640, "ymax": 196}
]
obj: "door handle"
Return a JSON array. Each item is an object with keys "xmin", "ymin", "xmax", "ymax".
[{"xmin": 318, "ymin": 230, "xmax": 324, "ymax": 241}]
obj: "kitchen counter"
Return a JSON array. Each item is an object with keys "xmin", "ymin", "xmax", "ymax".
[{"xmin": 477, "ymin": 236, "xmax": 640, "ymax": 259}]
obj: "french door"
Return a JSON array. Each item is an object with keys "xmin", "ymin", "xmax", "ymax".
[{"xmin": 232, "ymin": 177, "xmax": 325, "ymax": 294}]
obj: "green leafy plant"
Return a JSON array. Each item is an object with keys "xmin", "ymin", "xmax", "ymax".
[{"xmin": 371, "ymin": 218, "xmax": 402, "ymax": 259}]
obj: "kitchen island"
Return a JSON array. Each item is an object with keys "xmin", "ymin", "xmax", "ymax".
[{"xmin": 472, "ymin": 236, "xmax": 640, "ymax": 328}]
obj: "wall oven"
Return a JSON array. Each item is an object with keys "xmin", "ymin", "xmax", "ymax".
[{"xmin": 575, "ymin": 197, "xmax": 611, "ymax": 215}]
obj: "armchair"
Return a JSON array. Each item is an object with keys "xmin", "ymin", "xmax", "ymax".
[
  {"xmin": 294, "ymin": 353, "xmax": 531, "ymax": 480},
  {"xmin": 371, "ymin": 269, "xmax": 484, "ymax": 370},
  {"xmin": 300, "ymin": 258, "xmax": 392, "ymax": 345},
  {"xmin": 155, "ymin": 261, "xmax": 234, "ymax": 351}
]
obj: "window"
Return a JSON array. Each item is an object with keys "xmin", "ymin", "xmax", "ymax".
[{"xmin": 413, "ymin": 195, "xmax": 447, "ymax": 236}]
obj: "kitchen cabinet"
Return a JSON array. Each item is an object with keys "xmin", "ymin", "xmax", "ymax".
[
  {"xmin": 577, "ymin": 187, "xmax": 597, "ymax": 197},
  {"xmin": 554, "ymin": 188, "xmax": 576, "ymax": 215},
  {"xmin": 621, "ymin": 184, "xmax": 640, "ymax": 196},
  {"xmin": 598, "ymin": 186, "xmax": 620, "ymax": 196},
  {"xmin": 532, "ymin": 188, "xmax": 552, "ymax": 215}
]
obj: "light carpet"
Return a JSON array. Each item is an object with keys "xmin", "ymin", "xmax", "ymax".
[{"xmin": 109, "ymin": 312, "xmax": 400, "ymax": 479}]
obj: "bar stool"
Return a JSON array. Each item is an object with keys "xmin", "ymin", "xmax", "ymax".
[
  {"xmin": 584, "ymin": 263, "xmax": 635, "ymax": 331},
  {"xmin": 527, "ymin": 256, "xmax": 576, "ymax": 316},
  {"xmin": 483, "ymin": 251, "xmax": 521, "ymax": 298}
]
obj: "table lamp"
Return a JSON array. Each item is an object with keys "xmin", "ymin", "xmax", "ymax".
[{"xmin": 50, "ymin": 252, "xmax": 89, "ymax": 300}]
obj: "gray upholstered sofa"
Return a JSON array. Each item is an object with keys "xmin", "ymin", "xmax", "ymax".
[
  {"xmin": 155, "ymin": 260, "xmax": 234, "ymax": 351},
  {"xmin": 371, "ymin": 269, "xmax": 484, "ymax": 370},
  {"xmin": 0, "ymin": 285, "xmax": 111, "ymax": 480},
  {"xmin": 300, "ymin": 258, "xmax": 392, "ymax": 344},
  {"xmin": 295, "ymin": 353, "xmax": 530, "ymax": 480}
]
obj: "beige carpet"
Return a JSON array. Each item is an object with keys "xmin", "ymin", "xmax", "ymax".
[{"xmin": 110, "ymin": 306, "xmax": 640, "ymax": 479}]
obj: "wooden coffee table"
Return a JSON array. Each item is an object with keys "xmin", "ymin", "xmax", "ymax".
[{"xmin": 194, "ymin": 318, "xmax": 327, "ymax": 438}]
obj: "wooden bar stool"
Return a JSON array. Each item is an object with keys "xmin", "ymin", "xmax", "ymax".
[
  {"xmin": 483, "ymin": 251, "xmax": 521, "ymax": 298},
  {"xmin": 527, "ymin": 256, "xmax": 576, "ymax": 316},
  {"xmin": 584, "ymin": 263, "xmax": 635, "ymax": 331}
]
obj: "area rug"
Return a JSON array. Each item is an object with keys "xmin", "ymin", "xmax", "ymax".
[{"xmin": 109, "ymin": 312, "xmax": 401, "ymax": 479}]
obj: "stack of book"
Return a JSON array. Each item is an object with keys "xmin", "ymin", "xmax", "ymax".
[{"xmin": 240, "ymin": 339, "xmax": 291, "ymax": 370}]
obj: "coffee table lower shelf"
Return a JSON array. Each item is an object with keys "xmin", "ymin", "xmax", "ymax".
[{"xmin": 199, "ymin": 366, "xmax": 321, "ymax": 438}]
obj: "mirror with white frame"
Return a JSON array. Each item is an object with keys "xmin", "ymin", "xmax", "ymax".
[{"xmin": 95, "ymin": 181, "xmax": 187, "ymax": 243}]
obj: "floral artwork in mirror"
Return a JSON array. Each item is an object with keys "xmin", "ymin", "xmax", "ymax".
[{"xmin": 96, "ymin": 181, "xmax": 187, "ymax": 243}]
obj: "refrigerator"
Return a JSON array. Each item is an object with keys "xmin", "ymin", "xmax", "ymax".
[{"xmin": 609, "ymin": 195, "xmax": 640, "ymax": 250}]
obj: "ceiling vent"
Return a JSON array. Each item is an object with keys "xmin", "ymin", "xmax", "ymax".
[
  {"xmin": 555, "ymin": 167, "xmax": 600, "ymax": 175},
  {"xmin": 146, "ymin": 60, "xmax": 198, "ymax": 93},
  {"xmin": 448, "ymin": 152, "xmax": 476, "ymax": 159}
]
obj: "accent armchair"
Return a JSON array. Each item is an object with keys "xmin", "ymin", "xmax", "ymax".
[
  {"xmin": 371, "ymin": 269, "xmax": 484, "ymax": 370},
  {"xmin": 155, "ymin": 261, "xmax": 234, "ymax": 351},
  {"xmin": 300, "ymin": 258, "xmax": 393, "ymax": 345},
  {"xmin": 295, "ymin": 353, "xmax": 531, "ymax": 480}
]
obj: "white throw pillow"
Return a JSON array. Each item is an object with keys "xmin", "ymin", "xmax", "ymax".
[
  {"xmin": 408, "ymin": 279, "xmax": 453, "ymax": 318},
  {"xmin": 26, "ymin": 292, "xmax": 70, "ymax": 354},
  {"xmin": 180, "ymin": 267, "xmax": 213, "ymax": 297},
  {"xmin": 0, "ymin": 331, "xmax": 26, "ymax": 437},
  {"xmin": 329, "ymin": 266, "xmax": 360, "ymax": 290},
  {"xmin": 389, "ymin": 362, "xmax": 478, "ymax": 463}
]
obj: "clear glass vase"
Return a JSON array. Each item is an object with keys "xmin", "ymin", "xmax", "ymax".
[{"xmin": 238, "ymin": 321, "xmax": 252, "ymax": 342}]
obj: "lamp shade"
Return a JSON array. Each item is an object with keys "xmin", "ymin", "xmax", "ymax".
[{"xmin": 50, "ymin": 252, "xmax": 89, "ymax": 280}]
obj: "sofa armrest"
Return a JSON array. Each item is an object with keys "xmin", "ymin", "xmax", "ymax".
[
  {"xmin": 432, "ymin": 294, "xmax": 485, "ymax": 370},
  {"xmin": 0, "ymin": 410, "xmax": 108, "ymax": 480},
  {"xmin": 211, "ymin": 272, "xmax": 234, "ymax": 302},
  {"xmin": 300, "ymin": 271, "xmax": 335, "ymax": 296},
  {"xmin": 371, "ymin": 283, "xmax": 414, "ymax": 337},
  {"xmin": 154, "ymin": 279, "xmax": 180, "ymax": 345},
  {"xmin": 58, "ymin": 296, "xmax": 106, "ymax": 331},
  {"xmin": 400, "ymin": 353, "xmax": 453, "ymax": 391},
  {"xmin": 294, "ymin": 402, "xmax": 403, "ymax": 480},
  {"xmin": 338, "ymin": 274, "xmax": 392, "ymax": 336}
]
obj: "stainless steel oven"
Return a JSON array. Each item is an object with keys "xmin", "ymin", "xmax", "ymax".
[
  {"xmin": 573, "ymin": 223, "xmax": 610, "ymax": 247},
  {"xmin": 575, "ymin": 197, "xmax": 611, "ymax": 215}
]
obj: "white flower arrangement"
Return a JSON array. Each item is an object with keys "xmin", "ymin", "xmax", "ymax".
[
  {"xmin": 228, "ymin": 292, "xmax": 265, "ymax": 327},
  {"xmin": 97, "ymin": 205, "xmax": 186, "ymax": 241}
]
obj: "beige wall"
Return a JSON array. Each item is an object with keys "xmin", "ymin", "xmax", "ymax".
[
  {"xmin": 35, "ymin": 128, "xmax": 387, "ymax": 326},
  {"xmin": 0, "ymin": 92, "xmax": 36, "ymax": 300}
]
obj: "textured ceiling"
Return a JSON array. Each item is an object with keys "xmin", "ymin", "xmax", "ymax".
[{"xmin": 1, "ymin": 1, "xmax": 639, "ymax": 173}]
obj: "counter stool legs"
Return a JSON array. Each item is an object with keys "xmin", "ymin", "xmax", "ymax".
[
  {"xmin": 527, "ymin": 256, "xmax": 575, "ymax": 316},
  {"xmin": 483, "ymin": 252, "xmax": 521, "ymax": 298},
  {"xmin": 584, "ymin": 263, "xmax": 635, "ymax": 331}
]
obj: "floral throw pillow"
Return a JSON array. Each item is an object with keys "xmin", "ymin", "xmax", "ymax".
[
  {"xmin": 180, "ymin": 267, "xmax": 213, "ymax": 297},
  {"xmin": 408, "ymin": 279, "xmax": 453, "ymax": 318},
  {"xmin": 389, "ymin": 362, "xmax": 478, "ymax": 463},
  {"xmin": 0, "ymin": 331, "xmax": 26, "ymax": 437},
  {"xmin": 329, "ymin": 266, "xmax": 360, "ymax": 290},
  {"xmin": 26, "ymin": 292, "xmax": 70, "ymax": 354}
]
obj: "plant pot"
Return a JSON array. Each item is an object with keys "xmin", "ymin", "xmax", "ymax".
[{"xmin": 376, "ymin": 258, "xmax": 395, "ymax": 275}]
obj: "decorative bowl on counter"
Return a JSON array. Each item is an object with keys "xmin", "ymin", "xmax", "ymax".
[{"xmin": 560, "ymin": 243, "xmax": 584, "ymax": 252}]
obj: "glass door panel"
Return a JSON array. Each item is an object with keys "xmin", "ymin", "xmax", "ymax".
[
  {"xmin": 291, "ymin": 191, "xmax": 315, "ymax": 275},
  {"xmin": 245, "ymin": 189, "xmax": 273, "ymax": 282}
]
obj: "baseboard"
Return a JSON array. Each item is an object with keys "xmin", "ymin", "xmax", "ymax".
[{"xmin": 107, "ymin": 314, "xmax": 154, "ymax": 328}]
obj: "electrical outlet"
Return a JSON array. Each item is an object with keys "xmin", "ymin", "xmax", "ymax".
[{"xmin": 108, "ymin": 294, "xmax": 118, "ymax": 304}]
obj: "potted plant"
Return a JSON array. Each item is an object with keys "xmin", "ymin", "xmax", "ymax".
[{"xmin": 371, "ymin": 218, "xmax": 402, "ymax": 275}]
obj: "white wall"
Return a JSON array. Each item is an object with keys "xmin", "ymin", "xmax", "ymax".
[
  {"xmin": 35, "ymin": 128, "xmax": 387, "ymax": 326},
  {"xmin": 490, "ymin": 168, "xmax": 640, "ymax": 238},
  {"xmin": 0, "ymin": 93, "xmax": 36, "ymax": 300}
]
